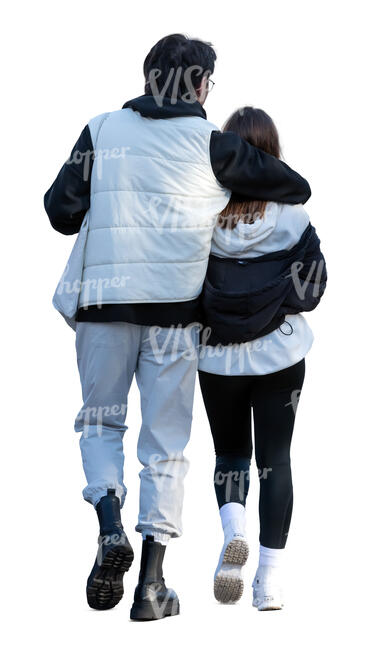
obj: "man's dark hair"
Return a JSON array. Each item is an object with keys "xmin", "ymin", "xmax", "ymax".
[{"xmin": 143, "ymin": 33, "xmax": 216, "ymax": 99}]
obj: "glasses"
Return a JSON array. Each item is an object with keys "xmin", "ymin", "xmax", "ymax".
[{"xmin": 207, "ymin": 78, "xmax": 215, "ymax": 93}]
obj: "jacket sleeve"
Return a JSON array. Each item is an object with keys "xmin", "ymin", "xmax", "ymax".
[
  {"xmin": 210, "ymin": 131, "xmax": 311, "ymax": 205},
  {"xmin": 283, "ymin": 226, "xmax": 327, "ymax": 313},
  {"xmin": 44, "ymin": 125, "xmax": 94, "ymax": 235}
]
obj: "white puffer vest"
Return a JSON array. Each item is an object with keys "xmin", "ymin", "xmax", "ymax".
[{"xmin": 78, "ymin": 108, "xmax": 231, "ymax": 308}]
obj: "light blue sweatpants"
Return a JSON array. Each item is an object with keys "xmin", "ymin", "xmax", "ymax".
[{"xmin": 74, "ymin": 321, "xmax": 199, "ymax": 543}]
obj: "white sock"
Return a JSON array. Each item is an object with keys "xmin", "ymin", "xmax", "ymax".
[
  {"xmin": 142, "ymin": 532, "xmax": 169, "ymax": 546},
  {"xmin": 258, "ymin": 544, "xmax": 284, "ymax": 569},
  {"xmin": 219, "ymin": 502, "xmax": 246, "ymax": 537}
]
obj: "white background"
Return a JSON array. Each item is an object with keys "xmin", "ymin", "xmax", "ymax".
[{"xmin": 2, "ymin": 0, "xmax": 375, "ymax": 648}]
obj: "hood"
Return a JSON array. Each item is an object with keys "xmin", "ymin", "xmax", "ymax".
[
  {"xmin": 212, "ymin": 203, "xmax": 280, "ymax": 258},
  {"xmin": 122, "ymin": 94, "xmax": 207, "ymax": 120}
]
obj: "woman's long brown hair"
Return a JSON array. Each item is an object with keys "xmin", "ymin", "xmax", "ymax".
[{"xmin": 218, "ymin": 107, "xmax": 281, "ymax": 229}]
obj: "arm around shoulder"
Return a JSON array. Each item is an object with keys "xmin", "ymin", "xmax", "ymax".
[{"xmin": 210, "ymin": 131, "xmax": 311, "ymax": 205}]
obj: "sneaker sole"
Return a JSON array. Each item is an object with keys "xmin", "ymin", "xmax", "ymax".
[
  {"xmin": 214, "ymin": 538, "xmax": 249, "ymax": 604},
  {"xmin": 87, "ymin": 545, "xmax": 134, "ymax": 610},
  {"xmin": 252, "ymin": 597, "xmax": 283, "ymax": 611}
]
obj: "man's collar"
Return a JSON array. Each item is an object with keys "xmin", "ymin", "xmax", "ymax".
[{"xmin": 122, "ymin": 94, "xmax": 207, "ymax": 120}]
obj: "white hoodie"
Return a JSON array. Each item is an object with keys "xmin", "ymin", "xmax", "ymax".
[{"xmin": 198, "ymin": 202, "xmax": 314, "ymax": 376}]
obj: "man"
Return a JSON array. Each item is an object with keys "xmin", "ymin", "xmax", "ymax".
[{"xmin": 44, "ymin": 33, "xmax": 310, "ymax": 621}]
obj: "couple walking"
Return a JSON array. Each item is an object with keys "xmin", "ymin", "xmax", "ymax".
[{"xmin": 44, "ymin": 33, "xmax": 326, "ymax": 620}]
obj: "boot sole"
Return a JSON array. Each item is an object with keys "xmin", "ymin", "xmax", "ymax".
[
  {"xmin": 214, "ymin": 538, "xmax": 249, "ymax": 604},
  {"xmin": 130, "ymin": 597, "xmax": 180, "ymax": 621},
  {"xmin": 87, "ymin": 545, "xmax": 134, "ymax": 610}
]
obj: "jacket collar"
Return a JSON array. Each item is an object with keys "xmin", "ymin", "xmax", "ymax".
[{"xmin": 122, "ymin": 94, "xmax": 207, "ymax": 120}]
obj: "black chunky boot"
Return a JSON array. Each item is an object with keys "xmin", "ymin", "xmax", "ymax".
[
  {"xmin": 130, "ymin": 535, "xmax": 180, "ymax": 621},
  {"xmin": 86, "ymin": 489, "xmax": 134, "ymax": 610}
]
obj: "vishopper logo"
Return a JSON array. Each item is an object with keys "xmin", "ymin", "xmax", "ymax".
[
  {"xmin": 144, "ymin": 323, "xmax": 273, "ymax": 371},
  {"xmin": 199, "ymin": 327, "xmax": 273, "ymax": 375},
  {"xmin": 146, "ymin": 65, "xmax": 213, "ymax": 106},
  {"xmin": 141, "ymin": 194, "xmax": 216, "ymax": 233},
  {"xmin": 214, "ymin": 467, "xmax": 272, "ymax": 503},
  {"xmin": 145, "ymin": 453, "xmax": 189, "ymax": 495},
  {"xmin": 96, "ymin": 531, "xmax": 128, "ymax": 567},
  {"xmin": 285, "ymin": 389, "xmax": 302, "ymax": 415},
  {"xmin": 144, "ymin": 324, "xmax": 200, "ymax": 362},
  {"xmin": 56, "ymin": 263, "xmax": 131, "ymax": 308},
  {"xmin": 65, "ymin": 145, "xmax": 131, "ymax": 181},
  {"xmin": 78, "ymin": 403, "xmax": 127, "ymax": 438},
  {"xmin": 286, "ymin": 259, "xmax": 326, "ymax": 300},
  {"xmin": 217, "ymin": 210, "xmax": 266, "ymax": 233},
  {"xmin": 134, "ymin": 589, "xmax": 179, "ymax": 619}
]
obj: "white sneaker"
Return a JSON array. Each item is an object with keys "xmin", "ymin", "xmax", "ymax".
[
  {"xmin": 214, "ymin": 522, "xmax": 249, "ymax": 604},
  {"xmin": 252, "ymin": 565, "xmax": 284, "ymax": 611}
]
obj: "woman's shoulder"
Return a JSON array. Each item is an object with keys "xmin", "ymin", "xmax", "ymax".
[
  {"xmin": 271, "ymin": 201, "xmax": 309, "ymax": 226},
  {"xmin": 265, "ymin": 202, "xmax": 310, "ymax": 249},
  {"xmin": 272, "ymin": 202, "xmax": 310, "ymax": 225}
]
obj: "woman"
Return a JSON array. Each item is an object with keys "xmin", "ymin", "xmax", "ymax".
[{"xmin": 198, "ymin": 107, "xmax": 327, "ymax": 610}]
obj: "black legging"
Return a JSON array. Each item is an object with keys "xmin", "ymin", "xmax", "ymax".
[{"xmin": 198, "ymin": 359, "xmax": 305, "ymax": 549}]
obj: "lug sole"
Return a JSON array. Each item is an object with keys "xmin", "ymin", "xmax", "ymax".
[
  {"xmin": 214, "ymin": 538, "xmax": 249, "ymax": 604},
  {"xmin": 87, "ymin": 545, "xmax": 134, "ymax": 610},
  {"xmin": 130, "ymin": 597, "xmax": 180, "ymax": 621},
  {"xmin": 214, "ymin": 573, "xmax": 244, "ymax": 603}
]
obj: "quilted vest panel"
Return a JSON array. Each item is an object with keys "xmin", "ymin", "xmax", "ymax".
[{"xmin": 78, "ymin": 109, "xmax": 231, "ymax": 308}]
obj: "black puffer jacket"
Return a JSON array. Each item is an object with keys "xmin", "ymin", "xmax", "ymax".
[{"xmin": 201, "ymin": 223, "xmax": 327, "ymax": 346}]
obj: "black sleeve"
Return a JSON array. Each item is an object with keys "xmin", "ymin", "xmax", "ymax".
[
  {"xmin": 283, "ymin": 227, "xmax": 327, "ymax": 313},
  {"xmin": 44, "ymin": 125, "xmax": 94, "ymax": 235},
  {"xmin": 210, "ymin": 131, "xmax": 311, "ymax": 205}
]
